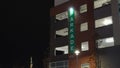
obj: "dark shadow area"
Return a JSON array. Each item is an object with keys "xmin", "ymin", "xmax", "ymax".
[{"xmin": 0, "ymin": 0, "xmax": 54, "ymax": 67}]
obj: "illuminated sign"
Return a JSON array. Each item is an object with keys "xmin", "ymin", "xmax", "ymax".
[{"xmin": 68, "ymin": 7, "xmax": 76, "ymax": 54}]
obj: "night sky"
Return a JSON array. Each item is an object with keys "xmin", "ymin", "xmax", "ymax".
[{"xmin": 0, "ymin": 0, "xmax": 53, "ymax": 68}]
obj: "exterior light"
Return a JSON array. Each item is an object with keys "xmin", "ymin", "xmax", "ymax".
[
  {"xmin": 74, "ymin": 49, "xmax": 80, "ymax": 68},
  {"xmin": 75, "ymin": 50, "xmax": 80, "ymax": 55},
  {"xmin": 69, "ymin": 7, "xmax": 74, "ymax": 16}
]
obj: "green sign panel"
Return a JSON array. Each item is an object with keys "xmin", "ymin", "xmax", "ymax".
[{"xmin": 68, "ymin": 8, "xmax": 76, "ymax": 54}]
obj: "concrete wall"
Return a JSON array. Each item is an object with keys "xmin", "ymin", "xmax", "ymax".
[
  {"xmin": 111, "ymin": 0, "xmax": 120, "ymax": 45},
  {"xmin": 97, "ymin": 45, "xmax": 120, "ymax": 68}
]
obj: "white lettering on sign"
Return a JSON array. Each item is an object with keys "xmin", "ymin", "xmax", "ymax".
[{"xmin": 70, "ymin": 34, "xmax": 74, "ymax": 39}]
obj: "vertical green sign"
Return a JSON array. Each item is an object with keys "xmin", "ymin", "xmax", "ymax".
[{"xmin": 68, "ymin": 7, "xmax": 76, "ymax": 54}]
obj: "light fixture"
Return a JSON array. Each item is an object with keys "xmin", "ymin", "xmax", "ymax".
[
  {"xmin": 74, "ymin": 50, "xmax": 80, "ymax": 55},
  {"xmin": 69, "ymin": 7, "xmax": 74, "ymax": 16}
]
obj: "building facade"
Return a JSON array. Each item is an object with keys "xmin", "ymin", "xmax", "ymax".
[{"xmin": 47, "ymin": 0, "xmax": 120, "ymax": 68}]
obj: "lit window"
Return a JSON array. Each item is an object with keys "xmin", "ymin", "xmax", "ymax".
[
  {"xmin": 81, "ymin": 41, "xmax": 89, "ymax": 51},
  {"xmin": 96, "ymin": 37, "xmax": 114, "ymax": 48},
  {"xmin": 95, "ymin": 16, "xmax": 112, "ymax": 28},
  {"xmin": 80, "ymin": 22, "xmax": 88, "ymax": 32},
  {"xmin": 81, "ymin": 63, "xmax": 90, "ymax": 68},
  {"xmin": 80, "ymin": 4, "xmax": 87, "ymax": 13},
  {"xmin": 55, "ymin": 45, "xmax": 68, "ymax": 56},
  {"xmin": 49, "ymin": 60, "xmax": 68, "ymax": 68}
]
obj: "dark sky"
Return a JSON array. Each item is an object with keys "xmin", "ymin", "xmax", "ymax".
[{"xmin": 0, "ymin": 0, "xmax": 54, "ymax": 68}]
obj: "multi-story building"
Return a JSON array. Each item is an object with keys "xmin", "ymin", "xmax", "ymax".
[{"xmin": 47, "ymin": 0, "xmax": 120, "ymax": 68}]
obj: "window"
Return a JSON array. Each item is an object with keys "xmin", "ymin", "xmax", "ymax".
[
  {"xmin": 95, "ymin": 16, "xmax": 112, "ymax": 28},
  {"xmin": 80, "ymin": 4, "xmax": 87, "ymax": 13},
  {"xmin": 56, "ymin": 11, "xmax": 68, "ymax": 20},
  {"xmin": 96, "ymin": 37, "xmax": 114, "ymax": 48},
  {"xmin": 49, "ymin": 60, "xmax": 68, "ymax": 68},
  {"xmin": 94, "ymin": 0, "xmax": 111, "ymax": 9},
  {"xmin": 80, "ymin": 22, "xmax": 88, "ymax": 32},
  {"xmin": 55, "ymin": 45, "xmax": 68, "ymax": 56},
  {"xmin": 81, "ymin": 41, "xmax": 89, "ymax": 51},
  {"xmin": 81, "ymin": 63, "xmax": 90, "ymax": 68}
]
